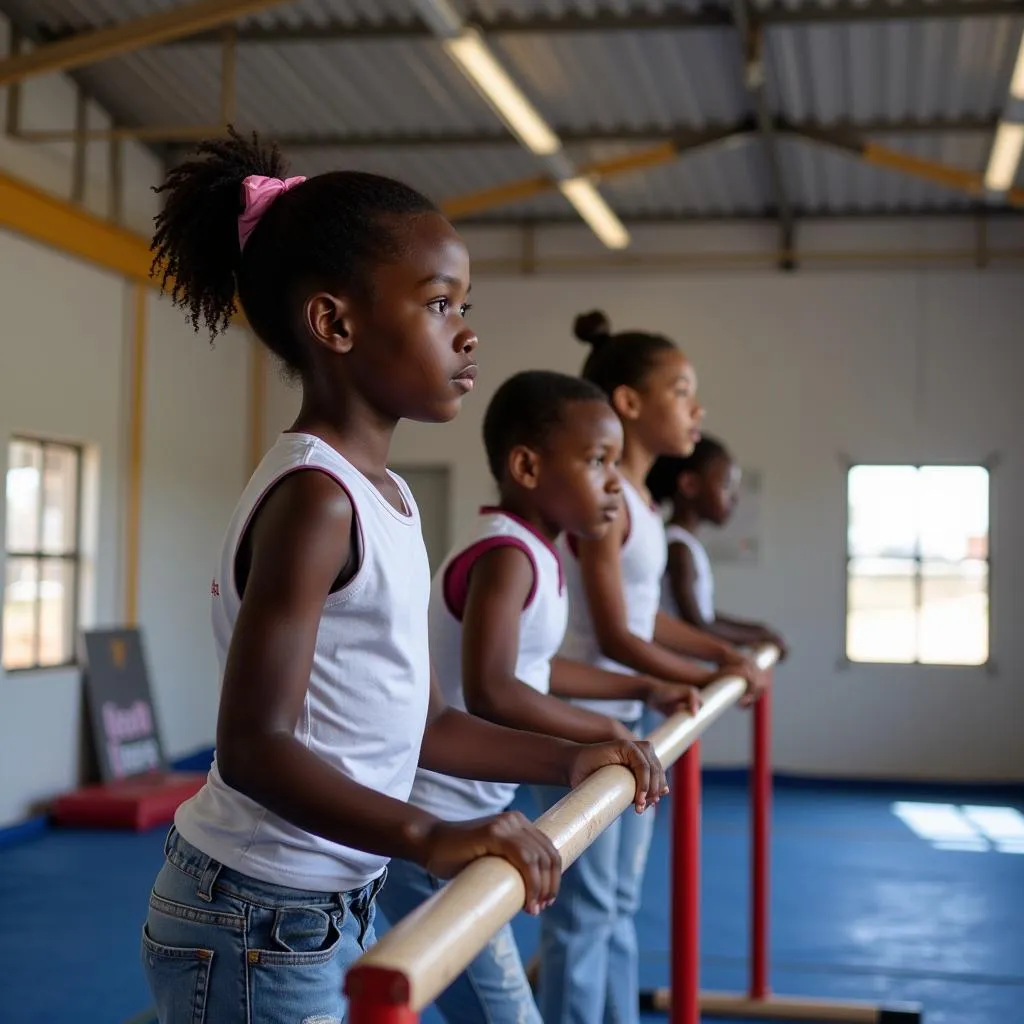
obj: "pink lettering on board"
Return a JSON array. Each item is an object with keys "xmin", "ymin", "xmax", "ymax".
[{"xmin": 101, "ymin": 700, "xmax": 154, "ymax": 743}]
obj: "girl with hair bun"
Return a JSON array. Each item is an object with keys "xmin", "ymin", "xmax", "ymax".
[{"xmin": 532, "ymin": 311, "xmax": 768, "ymax": 1024}]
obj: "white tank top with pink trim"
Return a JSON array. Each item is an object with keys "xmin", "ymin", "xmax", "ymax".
[
  {"xmin": 409, "ymin": 507, "xmax": 568, "ymax": 821},
  {"xmin": 558, "ymin": 478, "xmax": 667, "ymax": 723},
  {"xmin": 174, "ymin": 432, "xmax": 432, "ymax": 892},
  {"xmin": 661, "ymin": 524, "xmax": 715, "ymax": 622}
]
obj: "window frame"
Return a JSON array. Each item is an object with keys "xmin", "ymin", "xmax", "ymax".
[
  {"xmin": 842, "ymin": 459, "xmax": 994, "ymax": 670},
  {"xmin": 3, "ymin": 435, "xmax": 85, "ymax": 674}
]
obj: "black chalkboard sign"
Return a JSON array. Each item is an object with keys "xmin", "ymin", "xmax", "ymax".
[{"xmin": 81, "ymin": 628, "xmax": 166, "ymax": 782}]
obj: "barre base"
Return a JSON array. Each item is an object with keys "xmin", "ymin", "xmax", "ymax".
[{"xmin": 639, "ymin": 988, "xmax": 923, "ymax": 1022}]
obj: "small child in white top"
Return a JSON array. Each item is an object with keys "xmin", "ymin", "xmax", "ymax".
[
  {"xmin": 647, "ymin": 435, "xmax": 788, "ymax": 657},
  {"xmin": 379, "ymin": 370, "xmax": 692, "ymax": 1024}
]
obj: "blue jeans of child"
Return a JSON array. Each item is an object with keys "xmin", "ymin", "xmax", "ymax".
[
  {"xmin": 141, "ymin": 826, "xmax": 385, "ymax": 1024},
  {"xmin": 377, "ymin": 856, "xmax": 542, "ymax": 1024},
  {"xmin": 531, "ymin": 759, "xmax": 656, "ymax": 1024}
]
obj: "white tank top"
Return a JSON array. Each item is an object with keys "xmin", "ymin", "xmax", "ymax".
[
  {"xmin": 559, "ymin": 478, "xmax": 667, "ymax": 723},
  {"xmin": 409, "ymin": 508, "xmax": 568, "ymax": 821},
  {"xmin": 174, "ymin": 432, "xmax": 432, "ymax": 892},
  {"xmin": 661, "ymin": 524, "xmax": 715, "ymax": 622}
]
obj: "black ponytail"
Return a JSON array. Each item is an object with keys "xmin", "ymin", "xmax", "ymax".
[
  {"xmin": 150, "ymin": 126, "xmax": 438, "ymax": 372},
  {"xmin": 151, "ymin": 128, "xmax": 284, "ymax": 341}
]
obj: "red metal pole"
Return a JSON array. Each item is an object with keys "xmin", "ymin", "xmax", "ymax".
[
  {"xmin": 749, "ymin": 676, "xmax": 773, "ymax": 1001},
  {"xmin": 345, "ymin": 966, "xmax": 419, "ymax": 1024},
  {"xmin": 670, "ymin": 740, "xmax": 702, "ymax": 1024}
]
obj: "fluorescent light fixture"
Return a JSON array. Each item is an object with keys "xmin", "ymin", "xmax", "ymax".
[
  {"xmin": 558, "ymin": 177, "xmax": 631, "ymax": 250},
  {"xmin": 1011, "ymin": 33, "xmax": 1024, "ymax": 99},
  {"xmin": 984, "ymin": 121, "xmax": 1024, "ymax": 191},
  {"xmin": 443, "ymin": 29, "xmax": 561, "ymax": 156}
]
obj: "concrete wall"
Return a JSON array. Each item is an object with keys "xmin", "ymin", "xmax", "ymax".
[
  {"xmin": 0, "ymin": 14, "xmax": 253, "ymax": 827},
  {"xmin": 265, "ymin": 227, "xmax": 1024, "ymax": 784}
]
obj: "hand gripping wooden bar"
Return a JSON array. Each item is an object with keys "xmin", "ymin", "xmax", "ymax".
[{"xmin": 345, "ymin": 645, "xmax": 780, "ymax": 1019}]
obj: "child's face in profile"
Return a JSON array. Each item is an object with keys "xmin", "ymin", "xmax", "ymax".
[
  {"xmin": 536, "ymin": 399, "xmax": 624, "ymax": 540},
  {"xmin": 698, "ymin": 454, "xmax": 741, "ymax": 526}
]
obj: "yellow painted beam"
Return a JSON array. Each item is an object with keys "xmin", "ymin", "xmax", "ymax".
[
  {"xmin": 442, "ymin": 141, "xmax": 680, "ymax": 219},
  {"xmin": 0, "ymin": 0, "xmax": 290, "ymax": 87},
  {"xmin": 0, "ymin": 167, "xmax": 153, "ymax": 280},
  {"xmin": 442, "ymin": 174, "xmax": 553, "ymax": 220},
  {"xmin": 863, "ymin": 142, "xmax": 985, "ymax": 195}
]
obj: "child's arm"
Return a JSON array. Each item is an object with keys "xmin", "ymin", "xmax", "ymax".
[
  {"xmin": 455, "ymin": 545, "xmax": 633, "ymax": 743},
  {"xmin": 667, "ymin": 542, "xmax": 787, "ymax": 656},
  {"xmin": 420, "ymin": 666, "xmax": 666, "ymax": 807},
  {"xmin": 548, "ymin": 657, "xmax": 701, "ymax": 718},
  {"xmin": 715, "ymin": 614, "xmax": 788, "ymax": 658},
  {"xmin": 573, "ymin": 513, "xmax": 723, "ymax": 688},
  {"xmin": 215, "ymin": 471, "xmax": 563, "ymax": 911}
]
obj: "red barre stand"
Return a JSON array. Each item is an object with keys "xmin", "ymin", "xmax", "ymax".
[
  {"xmin": 347, "ymin": 966, "xmax": 419, "ymax": 1024},
  {"xmin": 639, "ymin": 682, "xmax": 924, "ymax": 1024},
  {"xmin": 50, "ymin": 770, "xmax": 205, "ymax": 831}
]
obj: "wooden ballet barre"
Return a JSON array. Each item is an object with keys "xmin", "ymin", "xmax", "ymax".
[{"xmin": 344, "ymin": 645, "xmax": 780, "ymax": 1022}]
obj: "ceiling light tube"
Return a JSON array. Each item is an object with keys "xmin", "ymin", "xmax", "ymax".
[
  {"xmin": 558, "ymin": 177, "xmax": 631, "ymax": 250},
  {"xmin": 1011, "ymin": 33, "xmax": 1024, "ymax": 99},
  {"xmin": 443, "ymin": 29, "xmax": 561, "ymax": 156},
  {"xmin": 984, "ymin": 121, "xmax": 1024, "ymax": 192}
]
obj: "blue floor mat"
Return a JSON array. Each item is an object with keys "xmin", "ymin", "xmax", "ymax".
[{"xmin": 2, "ymin": 777, "xmax": 1022, "ymax": 1024}]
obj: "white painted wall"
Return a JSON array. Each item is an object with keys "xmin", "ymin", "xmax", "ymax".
[
  {"xmin": 265, "ymin": 225, "xmax": 1024, "ymax": 784},
  {"xmin": 0, "ymin": 14, "xmax": 252, "ymax": 827}
]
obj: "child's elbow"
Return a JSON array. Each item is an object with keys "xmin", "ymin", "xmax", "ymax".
[
  {"xmin": 463, "ymin": 681, "xmax": 516, "ymax": 725},
  {"xmin": 595, "ymin": 626, "xmax": 634, "ymax": 665},
  {"xmin": 216, "ymin": 736, "xmax": 261, "ymax": 796}
]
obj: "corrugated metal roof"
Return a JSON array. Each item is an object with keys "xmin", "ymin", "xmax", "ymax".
[
  {"xmin": 780, "ymin": 133, "xmax": 985, "ymax": 212},
  {"xmin": 65, "ymin": 39, "xmax": 505, "ymax": 136},
  {"xmin": 0, "ymin": 0, "xmax": 1020, "ymax": 220},
  {"xmin": 491, "ymin": 28, "xmax": 749, "ymax": 130},
  {"xmin": 765, "ymin": 18, "xmax": 1021, "ymax": 124},
  {"xmin": 288, "ymin": 143, "xmax": 543, "ymax": 204}
]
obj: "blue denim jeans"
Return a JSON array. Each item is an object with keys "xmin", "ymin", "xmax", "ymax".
[
  {"xmin": 531, "ymin": 744, "xmax": 656, "ymax": 1024},
  {"xmin": 141, "ymin": 826, "xmax": 385, "ymax": 1024},
  {"xmin": 377, "ymin": 857, "xmax": 541, "ymax": 1024}
]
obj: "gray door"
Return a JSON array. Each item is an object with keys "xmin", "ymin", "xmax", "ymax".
[{"xmin": 391, "ymin": 465, "xmax": 451, "ymax": 575}]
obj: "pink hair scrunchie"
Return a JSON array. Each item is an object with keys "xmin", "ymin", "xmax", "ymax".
[{"xmin": 237, "ymin": 174, "xmax": 306, "ymax": 251}]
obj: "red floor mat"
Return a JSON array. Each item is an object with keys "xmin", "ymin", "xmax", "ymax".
[{"xmin": 51, "ymin": 771, "xmax": 206, "ymax": 831}]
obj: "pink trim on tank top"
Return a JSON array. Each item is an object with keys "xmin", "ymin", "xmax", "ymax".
[
  {"xmin": 442, "ymin": 537, "xmax": 539, "ymax": 621},
  {"xmin": 478, "ymin": 506, "xmax": 565, "ymax": 593}
]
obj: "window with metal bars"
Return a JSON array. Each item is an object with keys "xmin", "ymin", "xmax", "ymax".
[
  {"xmin": 3, "ymin": 436, "xmax": 83, "ymax": 672},
  {"xmin": 845, "ymin": 464, "xmax": 990, "ymax": 666}
]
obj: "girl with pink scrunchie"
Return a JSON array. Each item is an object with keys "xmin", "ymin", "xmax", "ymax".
[{"xmin": 138, "ymin": 128, "xmax": 666, "ymax": 1024}]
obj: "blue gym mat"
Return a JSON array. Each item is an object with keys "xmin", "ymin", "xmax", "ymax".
[{"xmin": 0, "ymin": 775, "xmax": 1021, "ymax": 1024}]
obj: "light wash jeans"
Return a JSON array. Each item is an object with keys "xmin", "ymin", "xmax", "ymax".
[
  {"xmin": 141, "ymin": 826, "xmax": 385, "ymax": 1024},
  {"xmin": 377, "ymin": 856, "xmax": 542, "ymax": 1024},
  {"xmin": 531, "ymin": 720, "xmax": 656, "ymax": 1024}
]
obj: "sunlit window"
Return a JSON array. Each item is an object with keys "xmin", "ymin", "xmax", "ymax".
[
  {"xmin": 846, "ymin": 465, "xmax": 989, "ymax": 666},
  {"xmin": 892, "ymin": 802, "xmax": 1024, "ymax": 854},
  {"xmin": 3, "ymin": 437, "xmax": 83, "ymax": 671}
]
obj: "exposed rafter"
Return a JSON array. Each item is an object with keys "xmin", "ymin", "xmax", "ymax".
[
  {"xmin": 0, "ymin": 0, "xmax": 289, "ymax": 87},
  {"xmin": 729, "ymin": 0, "xmax": 795, "ymax": 269},
  {"xmin": 32, "ymin": 0, "xmax": 1024, "ymax": 49},
  {"xmin": 17, "ymin": 116, "xmax": 1000, "ymax": 150},
  {"xmin": 454, "ymin": 206, "xmax": 1024, "ymax": 226}
]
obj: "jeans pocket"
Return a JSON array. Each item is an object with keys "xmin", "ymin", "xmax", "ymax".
[
  {"xmin": 265, "ymin": 906, "xmax": 343, "ymax": 962},
  {"xmin": 141, "ymin": 924, "xmax": 214, "ymax": 1024},
  {"xmin": 247, "ymin": 907, "xmax": 350, "ymax": 1023}
]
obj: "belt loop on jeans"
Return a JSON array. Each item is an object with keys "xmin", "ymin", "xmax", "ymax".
[{"xmin": 196, "ymin": 856, "xmax": 223, "ymax": 903}]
